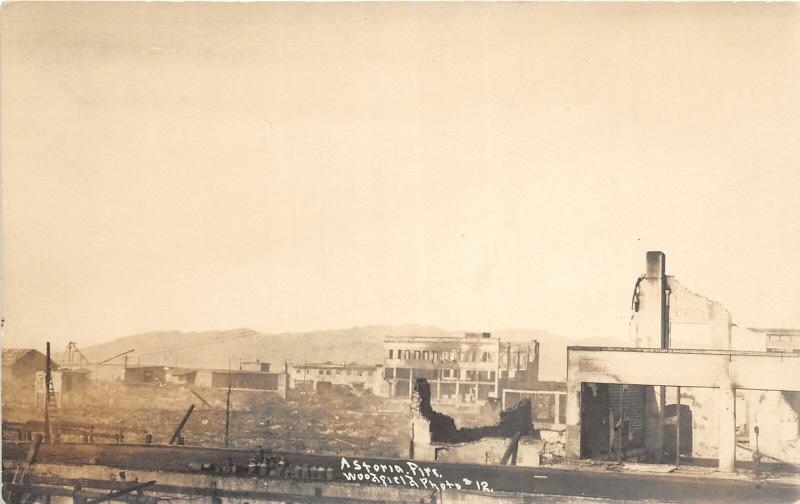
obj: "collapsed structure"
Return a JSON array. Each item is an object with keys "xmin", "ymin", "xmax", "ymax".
[
  {"xmin": 565, "ymin": 251, "xmax": 800, "ymax": 472},
  {"xmin": 409, "ymin": 378, "xmax": 542, "ymax": 465}
]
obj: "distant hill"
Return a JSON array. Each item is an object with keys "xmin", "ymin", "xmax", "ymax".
[{"xmin": 78, "ymin": 325, "xmax": 625, "ymax": 382}]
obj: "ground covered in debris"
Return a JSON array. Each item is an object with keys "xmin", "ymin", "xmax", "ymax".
[{"xmin": 3, "ymin": 382, "xmax": 411, "ymax": 458}]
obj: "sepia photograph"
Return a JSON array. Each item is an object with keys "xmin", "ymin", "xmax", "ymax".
[{"xmin": 1, "ymin": 2, "xmax": 799, "ymax": 503}]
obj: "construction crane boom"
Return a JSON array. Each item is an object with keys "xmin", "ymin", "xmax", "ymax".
[{"xmin": 97, "ymin": 349, "xmax": 135, "ymax": 365}]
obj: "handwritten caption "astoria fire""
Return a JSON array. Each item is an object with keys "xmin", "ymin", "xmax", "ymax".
[{"xmin": 340, "ymin": 458, "xmax": 494, "ymax": 493}]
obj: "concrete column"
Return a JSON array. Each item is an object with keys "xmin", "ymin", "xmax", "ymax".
[
  {"xmin": 719, "ymin": 385, "xmax": 736, "ymax": 472},
  {"xmin": 409, "ymin": 368, "xmax": 414, "ymax": 398},
  {"xmin": 645, "ymin": 385, "xmax": 666, "ymax": 463},
  {"xmin": 555, "ymin": 393, "xmax": 562, "ymax": 425},
  {"xmin": 456, "ymin": 379, "xmax": 461, "ymax": 403},
  {"xmin": 565, "ymin": 380, "xmax": 581, "ymax": 461},
  {"xmin": 495, "ymin": 340, "xmax": 501, "ymax": 398}
]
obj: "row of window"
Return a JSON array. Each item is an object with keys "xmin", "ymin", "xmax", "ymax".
[
  {"xmin": 294, "ymin": 368, "xmax": 374, "ymax": 377},
  {"xmin": 767, "ymin": 335, "xmax": 800, "ymax": 342},
  {"xmin": 384, "ymin": 367, "xmax": 496, "ymax": 381},
  {"xmin": 388, "ymin": 348, "xmax": 495, "ymax": 363}
]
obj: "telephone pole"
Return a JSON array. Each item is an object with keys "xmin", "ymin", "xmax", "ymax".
[{"xmin": 224, "ymin": 361, "xmax": 231, "ymax": 448}]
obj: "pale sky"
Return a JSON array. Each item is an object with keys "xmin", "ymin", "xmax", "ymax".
[{"xmin": 2, "ymin": 3, "xmax": 799, "ymax": 350}]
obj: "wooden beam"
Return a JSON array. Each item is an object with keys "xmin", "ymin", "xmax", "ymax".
[
  {"xmin": 499, "ymin": 431, "xmax": 522, "ymax": 465},
  {"xmin": 169, "ymin": 405, "xmax": 195, "ymax": 445},
  {"xmin": 190, "ymin": 389, "xmax": 212, "ymax": 408},
  {"xmin": 87, "ymin": 480, "xmax": 156, "ymax": 504}
]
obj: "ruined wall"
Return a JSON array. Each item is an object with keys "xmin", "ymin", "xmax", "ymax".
[
  {"xmin": 410, "ymin": 379, "xmax": 536, "ymax": 463},
  {"xmin": 435, "ymin": 437, "xmax": 544, "ymax": 467},
  {"xmin": 731, "ymin": 325, "xmax": 767, "ymax": 352},
  {"xmin": 667, "ymin": 278, "xmax": 732, "ymax": 350},
  {"xmin": 746, "ymin": 390, "xmax": 800, "ymax": 463}
]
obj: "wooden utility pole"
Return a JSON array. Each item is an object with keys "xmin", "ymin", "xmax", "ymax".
[
  {"xmin": 618, "ymin": 384, "xmax": 624, "ymax": 465},
  {"xmin": 224, "ymin": 363, "xmax": 231, "ymax": 448},
  {"xmin": 676, "ymin": 386, "xmax": 681, "ymax": 467},
  {"xmin": 45, "ymin": 342, "xmax": 61, "ymax": 443},
  {"xmin": 43, "ymin": 343, "xmax": 51, "ymax": 444}
]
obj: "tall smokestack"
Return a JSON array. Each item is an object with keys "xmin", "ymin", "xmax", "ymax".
[{"xmin": 645, "ymin": 251, "xmax": 666, "ymax": 280}]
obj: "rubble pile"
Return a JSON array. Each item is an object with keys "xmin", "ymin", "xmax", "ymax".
[{"xmin": 3, "ymin": 382, "xmax": 411, "ymax": 458}]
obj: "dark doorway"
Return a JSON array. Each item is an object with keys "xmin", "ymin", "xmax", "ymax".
[
  {"xmin": 580, "ymin": 383, "xmax": 611, "ymax": 458},
  {"xmin": 664, "ymin": 403, "xmax": 693, "ymax": 459}
]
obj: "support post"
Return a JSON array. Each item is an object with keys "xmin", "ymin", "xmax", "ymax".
[
  {"xmin": 554, "ymin": 393, "xmax": 562, "ymax": 425},
  {"xmin": 644, "ymin": 385, "xmax": 665, "ymax": 463},
  {"xmin": 618, "ymin": 384, "xmax": 624, "ymax": 465},
  {"xmin": 565, "ymin": 379, "xmax": 581, "ymax": 461},
  {"xmin": 676, "ymin": 386, "xmax": 681, "ymax": 467},
  {"xmin": 500, "ymin": 431, "xmax": 523, "ymax": 465},
  {"xmin": 719, "ymin": 385, "xmax": 736, "ymax": 472},
  {"xmin": 224, "ymin": 364, "xmax": 231, "ymax": 448},
  {"xmin": 44, "ymin": 343, "xmax": 51, "ymax": 445}
]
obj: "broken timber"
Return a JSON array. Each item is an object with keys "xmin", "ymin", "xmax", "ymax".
[
  {"xmin": 500, "ymin": 431, "xmax": 523, "ymax": 466},
  {"xmin": 169, "ymin": 404, "xmax": 195, "ymax": 445},
  {"xmin": 87, "ymin": 480, "xmax": 156, "ymax": 504},
  {"xmin": 190, "ymin": 389, "xmax": 212, "ymax": 408}
]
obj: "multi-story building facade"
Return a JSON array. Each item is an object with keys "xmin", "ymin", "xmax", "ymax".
[
  {"xmin": 383, "ymin": 333, "xmax": 539, "ymax": 403},
  {"xmin": 754, "ymin": 328, "xmax": 800, "ymax": 353},
  {"xmin": 287, "ymin": 362, "xmax": 387, "ymax": 396}
]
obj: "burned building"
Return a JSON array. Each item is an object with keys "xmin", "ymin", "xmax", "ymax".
[
  {"xmin": 565, "ymin": 251, "xmax": 800, "ymax": 472},
  {"xmin": 240, "ymin": 359, "xmax": 272, "ymax": 372},
  {"xmin": 2, "ymin": 348, "xmax": 57, "ymax": 402},
  {"xmin": 409, "ymin": 378, "xmax": 543, "ymax": 466},
  {"xmin": 124, "ymin": 365, "xmax": 167, "ymax": 385},
  {"xmin": 383, "ymin": 333, "xmax": 539, "ymax": 404},
  {"xmin": 502, "ymin": 381, "xmax": 567, "ymax": 429},
  {"xmin": 166, "ymin": 368, "xmax": 198, "ymax": 385},
  {"xmin": 287, "ymin": 362, "xmax": 387, "ymax": 396},
  {"xmin": 34, "ymin": 368, "xmax": 91, "ymax": 408},
  {"xmin": 209, "ymin": 370, "xmax": 279, "ymax": 390},
  {"xmin": 191, "ymin": 365, "xmax": 288, "ymax": 398}
]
